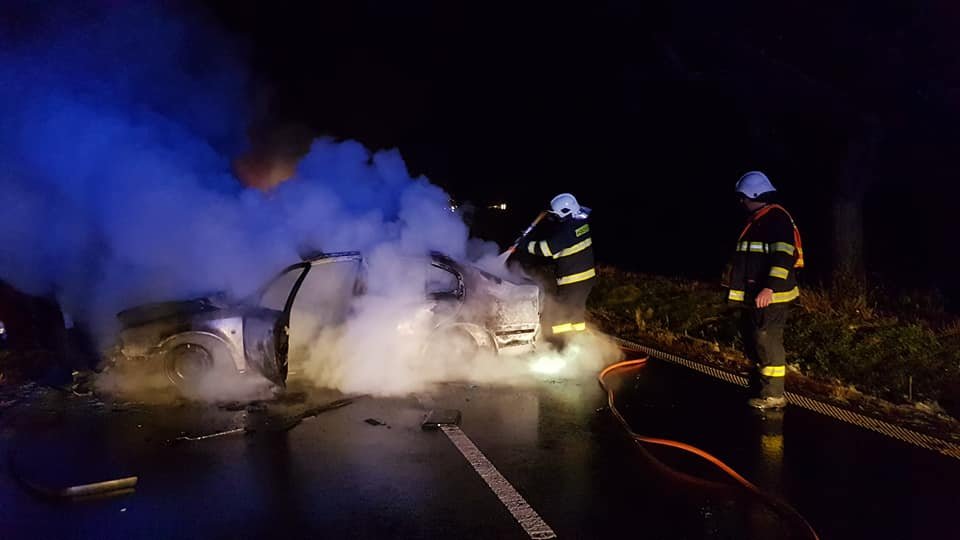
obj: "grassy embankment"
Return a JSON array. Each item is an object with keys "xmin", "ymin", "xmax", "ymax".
[{"xmin": 588, "ymin": 266, "xmax": 960, "ymax": 438}]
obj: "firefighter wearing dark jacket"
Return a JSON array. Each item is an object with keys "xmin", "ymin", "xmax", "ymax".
[
  {"xmin": 525, "ymin": 193, "xmax": 596, "ymax": 348},
  {"xmin": 725, "ymin": 171, "xmax": 804, "ymax": 410}
]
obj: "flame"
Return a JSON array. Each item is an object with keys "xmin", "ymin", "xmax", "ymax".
[{"xmin": 233, "ymin": 151, "xmax": 298, "ymax": 191}]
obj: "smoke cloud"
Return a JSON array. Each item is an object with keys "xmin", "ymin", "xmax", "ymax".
[
  {"xmin": 0, "ymin": 2, "xmax": 463, "ymax": 335},
  {"xmin": 0, "ymin": 1, "xmax": 619, "ymax": 400}
]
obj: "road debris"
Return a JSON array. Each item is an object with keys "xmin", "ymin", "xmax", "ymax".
[
  {"xmin": 364, "ymin": 418, "xmax": 386, "ymax": 426},
  {"xmin": 173, "ymin": 396, "xmax": 361, "ymax": 442},
  {"xmin": 17, "ymin": 473, "xmax": 139, "ymax": 500},
  {"xmin": 254, "ymin": 396, "xmax": 360, "ymax": 432},
  {"xmin": 174, "ymin": 427, "xmax": 245, "ymax": 442},
  {"xmin": 421, "ymin": 409, "xmax": 461, "ymax": 430}
]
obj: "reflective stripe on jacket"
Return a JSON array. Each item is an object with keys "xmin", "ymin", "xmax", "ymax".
[
  {"xmin": 527, "ymin": 216, "xmax": 596, "ymax": 286},
  {"xmin": 727, "ymin": 205, "xmax": 801, "ymax": 304}
]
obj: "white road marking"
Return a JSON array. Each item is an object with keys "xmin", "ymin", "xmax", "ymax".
[{"xmin": 440, "ymin": 425, "xmax": 557, "ymax": 539}]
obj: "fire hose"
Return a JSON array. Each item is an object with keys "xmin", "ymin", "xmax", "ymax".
[
  {"xmin": 599, "ymin": 358, "xmax": 820, "ymax": 540},
  {"xmin": 498, "ymin": 210, "xmax": 548, "ymax": 264}
]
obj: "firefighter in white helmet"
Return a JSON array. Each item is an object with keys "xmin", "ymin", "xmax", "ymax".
[
  {"xmin": 725, "ymin": 171, "xmax": 804, "ymax": 409},
  {"xmin": 517, "ymin": 193, "xmax": 596, "ymax": 349}
]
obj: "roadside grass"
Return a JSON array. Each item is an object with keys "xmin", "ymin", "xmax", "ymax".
[{"xmin": 588, "ymin": 265, "xmax": 960, "ymax": 435}]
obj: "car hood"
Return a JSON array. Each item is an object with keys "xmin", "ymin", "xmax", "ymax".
[{"xmin": 460, "ymin": 265, "xmax": 541, "ymax": 331}]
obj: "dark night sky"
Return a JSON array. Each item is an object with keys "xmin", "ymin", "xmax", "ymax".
[{"xmin": 205, "ymin": 0, "xmax": 960, "ymax": 305}]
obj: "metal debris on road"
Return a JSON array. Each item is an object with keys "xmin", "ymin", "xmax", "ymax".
[
  {"xmin": 421, "ymin": 409, "xmax": 461, "ymax": 430},
  {"xmin": 256, "ymin": 396, "xmax": 360, "ymax": 432},
  {"xmin": 173, "ymin": 396, "xmax": 362, "ymax": 442},
  {"xmin": 174, "ymin": 427, "xmax": 245, "ymax": 442},
  {"xmin": 364, "ymin": 418, "xmax": 386, "ymax": 426},
  {"xmin": 18, "ymin": 474, "xmax": 139, "ymax": 500}
]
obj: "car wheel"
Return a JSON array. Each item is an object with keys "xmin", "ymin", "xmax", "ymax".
[
  {"xmin": 158, "ymin": 332, "xmax": 236, "ymax": 394},
  {"xmin": 166, "ymin": 343, "xmax": 214, "ymax": 382}
]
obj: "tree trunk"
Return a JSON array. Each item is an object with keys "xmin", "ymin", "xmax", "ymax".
[
  {"xmin": 832, "ymin": 197, "xmax": 865, "ymax": 279},
  {"xmin": 832, "ymin": 115, "xmax": 883, "ymax": 284}
]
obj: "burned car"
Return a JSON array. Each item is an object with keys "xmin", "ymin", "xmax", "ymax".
[
  {"xmin": 110, "ymin": 249, "xmax": 541, "ymax": 396},
  {"xmin": 419, "ymin": 252, "xmax": 543, "ymax": 356},
  {"xmin": 111, "ymin": 252, "xmax": 363, "ymax": 395}
]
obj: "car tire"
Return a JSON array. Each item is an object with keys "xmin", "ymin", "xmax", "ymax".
[{"xmin": 158, "ymin": 331, "xmax": 236, "ymax": 394}]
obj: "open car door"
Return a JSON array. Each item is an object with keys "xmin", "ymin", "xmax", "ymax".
[{"xmin": 256, "ymin": 252, "xmax": 363, "ymax": 384}]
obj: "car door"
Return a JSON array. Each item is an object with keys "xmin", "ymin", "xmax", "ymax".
[
  {"xmin": 425, "ymin": 260, "xmax": 464, "ymax": 328},
  {"xmin": 252, "ymin": 252, "xmax": 363, "ymax": 385},
  {"xmin": 252, "ymin": 262, "xmax": 311, "ymax": 386},
  {"xmin": 286, "ymin": 253, "xmax": 364, "ymax": 361}
]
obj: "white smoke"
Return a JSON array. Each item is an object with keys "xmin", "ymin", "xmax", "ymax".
[
  {"xmin": 0, "ymin": 1, "xmax": 621, "ymax": 401},
  {"xmin": 295, "ymin": 310, "xmax": 623, "ymax": 397},
  {"xmin": 0, "ymin": 3, "xmax": 466, "ymax": 340}
]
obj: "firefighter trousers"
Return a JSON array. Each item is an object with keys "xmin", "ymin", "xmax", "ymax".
[
  {"xmin": 741, "ymin": 303, "xmax": 790, "ymax": 399},
  {"xmin": 545, "ymin": 279, "xmax": 594, "ymax": 347}
]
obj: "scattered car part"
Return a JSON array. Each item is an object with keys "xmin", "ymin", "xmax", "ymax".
[
  {"xmin": 250, "ymin": 396, "xmax": 360, "ymax": 432},
  {"xmin": 172, "ymin": 396, "xmax": 360, "ymax": 442},
  {"xmin": 173, "ymin": 428, "xmax": 245, "ymax": 443},
  {"xmin": 421, "ymin": 408, "xmax": 462, "ymax": 430},
  {"xmin": 17, "ymin": 473, "xmax": 138, "ymax": 500}
]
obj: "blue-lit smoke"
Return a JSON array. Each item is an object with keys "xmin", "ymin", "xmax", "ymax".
[{"xmin": 0, "ymin": 1, "xmax": 470, "ymax": 342}]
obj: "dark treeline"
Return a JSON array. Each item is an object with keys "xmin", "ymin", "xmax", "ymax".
[{"xmin": 207, "ymin": 0, "xmax": 960, "ymax": 308}]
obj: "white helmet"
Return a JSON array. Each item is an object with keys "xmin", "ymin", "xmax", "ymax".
[
  {"xmin": 550, "ymin": 193, "xmax": 582, "ymax": 217},
  {"xmin": 735, "ymin": 171, "xmax": 776, "ymax": 199}
]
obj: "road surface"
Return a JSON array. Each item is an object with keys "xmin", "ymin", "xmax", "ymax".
[{"xmin": 1, "ymin": 354, "xmax": 957, "ymax": 538}]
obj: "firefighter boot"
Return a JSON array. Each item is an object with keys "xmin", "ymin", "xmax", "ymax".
[{"xmin": 747, "ymin": 396, "xmax": 787, "ymax": 410}]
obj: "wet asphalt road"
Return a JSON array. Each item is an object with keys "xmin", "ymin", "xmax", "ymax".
[{"xmin": 1, "ymin": 356, "xmax": 958, "ymax": 539}]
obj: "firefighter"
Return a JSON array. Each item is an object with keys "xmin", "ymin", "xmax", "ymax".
[
  {"xmin": 523, "ymin": 193, "xmax": 596, "ymax": 349},
  {"xmin": 725, "ymin": 171, "xmax": 803, "ymax": 409}
]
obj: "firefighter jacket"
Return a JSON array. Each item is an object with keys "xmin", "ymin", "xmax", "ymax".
[
  {"xmin": 526, "ymin": 215, "xmax": 596, "ymax": 286},
  {"xmin": 726, "ymin": 204, "xmax": 803, "ymax": 304}
]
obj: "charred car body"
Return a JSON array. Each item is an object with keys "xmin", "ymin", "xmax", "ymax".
[
  {"xmin": 112, "ymin": 252, "xmax": 363, "ymax": 394},
  {"xmin": 421, "ymin": 252, "xmax": 542, "ymax": 355},
  {"xmin": 111, "ymin": 251, "xmax": 542, "ymax": 396}
]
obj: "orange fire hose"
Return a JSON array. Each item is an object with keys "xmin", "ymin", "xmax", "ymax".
[{"xmin": 599, "ymin": 358, "xmax": 820, "ymax": 540}]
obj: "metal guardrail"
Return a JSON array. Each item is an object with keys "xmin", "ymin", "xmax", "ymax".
[{"xmin": 609, "ymin": 335, "xmax": 960, "ymax": 461}]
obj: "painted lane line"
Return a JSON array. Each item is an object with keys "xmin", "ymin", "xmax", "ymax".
[{"xmin": 440, "ymin": 425, "xmax": 557, "ymax": 539}]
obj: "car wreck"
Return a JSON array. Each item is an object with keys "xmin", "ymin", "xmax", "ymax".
[
  {"xmin": 110, "ymin": 250, "xmax": 543, "ymax": 396},
  {"xmin": 421, "ymin": 252, "xmax": 542, "ymax": 356},
  {"xmin": 111, "ymin": 252, "xmax": 364, "ymax": 395}
]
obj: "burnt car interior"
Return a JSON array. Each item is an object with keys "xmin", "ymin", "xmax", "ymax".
[{"xmin": 426, "ymin": 259, "xmax": 465, "ymax": 302}]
